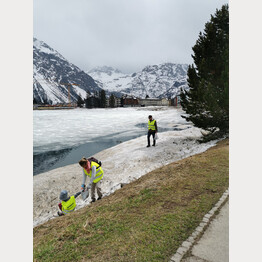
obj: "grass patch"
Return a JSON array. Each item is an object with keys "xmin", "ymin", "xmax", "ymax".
[{"xmin": 34, "ymin": 139, "xmax": 229, "ymax": 262}]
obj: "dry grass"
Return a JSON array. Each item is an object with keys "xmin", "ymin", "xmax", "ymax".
[{"xmin": 34, "ymin": 139, "xmax": 229, "ymax": 262}]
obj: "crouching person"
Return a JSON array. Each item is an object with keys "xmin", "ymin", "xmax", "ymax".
[
  {"xmin": 57, "ymin": 190, "xmax": 81, "ymax": 216},
  {"xmin": 79, "ymin": 157, "xmax": 103, "ymax": 203}
]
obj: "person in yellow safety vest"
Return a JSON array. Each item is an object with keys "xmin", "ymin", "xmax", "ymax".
[
  {"xmin": 147, "ymin": 115, "xmax": 158, "ymax": 147},
  {"xmin": 79, "ymin": 157, "xmax": 104, "ymax": 203},
  {"xmin": 57, "ymin": 190, "xmax": 81, "ymax": 216}
]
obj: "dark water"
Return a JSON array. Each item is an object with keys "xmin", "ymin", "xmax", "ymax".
[{"xmin": 33, "ymin": 126, "xmax": 174, "ymax": 176}]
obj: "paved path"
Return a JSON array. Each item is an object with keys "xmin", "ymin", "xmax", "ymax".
[{"xmin": 182, "ymin": 200, "xmax": 229, "ymax": 262}]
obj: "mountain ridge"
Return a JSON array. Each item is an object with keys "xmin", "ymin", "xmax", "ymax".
[
  {"xmin": 87, "ymin": 63, "xmax": 189, "ymax": 99},
  {"xmin": 33, "ymin": 38, "xmax": 101, "ymax": 104},
  {"xmin": 33, "ymin": 38, "xmax": 189, "ymax": 104}
]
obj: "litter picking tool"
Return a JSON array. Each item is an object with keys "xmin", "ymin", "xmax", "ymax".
[{"xmin": 81, "ymin": 189, "xmax": 89, "ymax": 201}]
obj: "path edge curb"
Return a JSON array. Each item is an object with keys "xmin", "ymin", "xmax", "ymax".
[{"xmin": 170, "ymin": 188, "xmax": 229, "ymax": 262}]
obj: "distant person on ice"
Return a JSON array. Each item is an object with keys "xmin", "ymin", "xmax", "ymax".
[
  {"xmin": 57, "ymin": 190, "xmax": 81, "ymax": 216},
  {"xmin": 147, "ymin": 115, "xmax": 158, "ymax": 147},
  {"xmin": 79, "ymin": 157, "xmax": 104, "ymax": 203}
]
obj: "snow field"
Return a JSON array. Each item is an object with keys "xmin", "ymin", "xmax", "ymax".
[{"xmin": 33, "ymin": 127, "xmax": 218, "ymax": 227}]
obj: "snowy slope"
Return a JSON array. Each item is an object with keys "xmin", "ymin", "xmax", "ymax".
[
  {"xmin": 88, "ymin": 63, "xmax": 189, "ymax": 98},
  {"xmin": 33, "ymin": 106, "xmax": 220, "ymax": 226},
  {"xmin": 33, "ymin": 127, "xmax": 218, "ymax": 227},
  {"xmin": 33, "ymin": 38, "xmax": 101, "ymax": 104},
  {"xmin": 87, "ymin": 66, "xmax": 132, "ymax": 95}
]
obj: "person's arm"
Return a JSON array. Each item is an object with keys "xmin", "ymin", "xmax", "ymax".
[
  {"xmin": 87, "ymin": 165, "xmax": 96, "ymax": 189},
  {"xmin": 155, "ymin": 120, "xmax": 158, "ymax": 132},
  {"xmin": 81, "ymin": 169, "xmax": 87, "ymax": 189},
  {"xmin": 74, "ymin": 191, "xmax": 81, "ymax": 198}
]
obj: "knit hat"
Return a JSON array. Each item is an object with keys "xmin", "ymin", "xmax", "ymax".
[{"xmin": 60, "ymin": 190, "xmax": 68, "ymax": 201}]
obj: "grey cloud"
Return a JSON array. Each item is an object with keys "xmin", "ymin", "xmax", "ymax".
[{"xmin": 34, "ymin": 0, "xmax": 228, "ymax": 73}]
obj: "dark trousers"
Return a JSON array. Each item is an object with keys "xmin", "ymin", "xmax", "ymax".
[{"xmin": 147, "ymin": 130, "xmax": 156, "ymax": 146}]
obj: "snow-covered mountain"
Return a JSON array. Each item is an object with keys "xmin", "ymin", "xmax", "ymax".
[
  {"xmin": 33, "ymin": 38, "xmax": 100, "ymax": 104},
  {"xmin": 87, "ymin": 63, "xmax": 189, "ymax": 98},
  {"xmin": 33, "ymin": 37, "xmax": 189, "ymax": 103}
]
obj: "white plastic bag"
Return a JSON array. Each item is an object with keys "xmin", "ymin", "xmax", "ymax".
[
  {"xmin": 81, "ymin": 189, "xmax": 89, "ymax": 201},
  {"xmin": 155, "ymin": 133, "xmax": 159, "ymax": 140}
]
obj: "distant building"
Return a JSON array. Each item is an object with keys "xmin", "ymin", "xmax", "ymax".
[
  {"xmin": 85, "ymin": 96, "xmax": 99, "ymax": 108},
  {"xmin": 170, "ymin": 95, "xmax": 181, "ymax": 106},
  {"xmin": 115, "ymin": 97, "xmax": 121, "ymax": 107},
  {"xmin": 161, "ymin": 98, "xmax": 169, "ymax": 106},
  {"xmin": 106, "ymin": 95, "xmax": 121, "ymax": 107},
  {"xmin": 138, "ymin": 98, "xmax": 169, "ymax": 106},
  {"xmin": 121, "ymin": 95, "xmax": 139, "ymax": 107}
]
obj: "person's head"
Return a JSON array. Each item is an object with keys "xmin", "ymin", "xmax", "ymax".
[
  {"xmin": 148, "ymin": 115, "xmax": 153, "ymax": 120},
  {"xmin": 60, "ymin": 190, "xmax": 68, "ymax": 201},
  {"xmin": 79, "ymin": 157, "xmax": 90, "ymax": 169},
  {"xmin": 79, "ymin": 157, "xmax": 87, "ymax": 167}
]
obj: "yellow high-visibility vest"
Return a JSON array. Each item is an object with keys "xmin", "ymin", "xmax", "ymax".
[
  {"xmin": 83, "ymin": 161, "xmax": 104, "ymax": 183},
  {"xmin": 61, "ymin": 196, "xmax": 76, "ymax": 214},
  {"xmin": 148, "ymin": 120, "xmax": 156, "ymax": 131}
]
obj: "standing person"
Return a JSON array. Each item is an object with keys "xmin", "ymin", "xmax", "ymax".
[
  {"xmin": 57, "ymin": 190, "xmax": 81, "ymax": 216},
  {"xmin": 79, "ymin": 157, "xmax": 103, "ymax": 203},
  {"xmin": 147, "ymin": 115, "xmax": 158, "ymax": 147}
]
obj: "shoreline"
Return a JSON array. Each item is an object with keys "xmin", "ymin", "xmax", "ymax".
[
  {"xmin": 33, "ymin": 128, "xmax": 218, "ymax": 227},
  {"xmin": 33, "ymin": 106, "xmax": 186, "ymax": 176}
]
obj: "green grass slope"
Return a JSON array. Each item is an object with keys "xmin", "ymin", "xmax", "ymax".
[{"xmin": 34, "ymin": 139, "xmax": 229, "ymax": 262}]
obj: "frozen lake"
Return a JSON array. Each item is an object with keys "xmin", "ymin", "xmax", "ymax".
[{"xmin": 33, "ymin": 106, "xmax": 190, "ymax": 175}]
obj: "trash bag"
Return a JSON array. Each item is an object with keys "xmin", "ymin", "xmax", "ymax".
[{"xmin": 81, "ymin": 189, "xmax": 89, "ymax": 201}]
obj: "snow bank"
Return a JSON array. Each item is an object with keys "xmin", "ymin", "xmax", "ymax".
[{"xmin": 33, "ymin": 127, "xmax": 218, "ymax": 227}]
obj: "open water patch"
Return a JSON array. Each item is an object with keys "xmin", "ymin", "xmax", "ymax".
[
  {"xmin": 33, "ymin": 131, "xmax": 146, "ymax": 175},
  {"xmin": 33, "ymin": 125, "xmax": 191, "ymax": 176}
]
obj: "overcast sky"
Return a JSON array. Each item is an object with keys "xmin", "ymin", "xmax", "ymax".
[{"xmin": 34, "ymin": 0, "xmax": 228, "ymax": 73}]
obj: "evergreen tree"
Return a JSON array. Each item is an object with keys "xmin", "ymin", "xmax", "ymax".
[
  {"xmin": 180, "ymin": 4, "xmax": 229, "ymax": 142},
  {"xmin": 120, "ymin": 95, "xmax": 124, "ymax": 107},
  {"xmin": 109, "ymin": 94, "xmax": 115, "ymax": 108},
  {"xmin": 85, "ymin": 91, "xmax": 91, "ymax": 108},
  {"xmin": 99, "ymin": 89, "xmax": 106, "ymax": 108}
]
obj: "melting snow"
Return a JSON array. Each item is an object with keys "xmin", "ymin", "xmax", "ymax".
[{"xmin": 33, "ymin": 126, "xmax": 218, "ymax": 227}]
